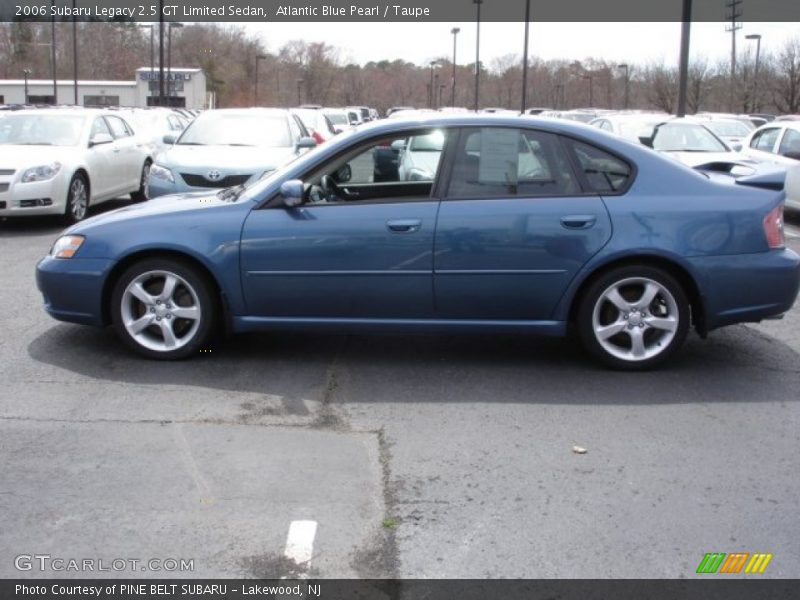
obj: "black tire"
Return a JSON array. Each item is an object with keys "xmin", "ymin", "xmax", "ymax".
[
  {"xmin": 63, "ymin": 173, "xmax": 90, "ymax": 225},
  {"xmin": 130, "ymin": 160, "xmax": 151, "ymax": 203},
  {"xmin": 576, "ymin": 265, "xmax": 690, "ymax": 370},
  {"xmin": 111, "ymin": 258, "xmax": 217, "ymax": 360}
]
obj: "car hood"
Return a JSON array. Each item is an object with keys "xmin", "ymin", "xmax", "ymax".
[
  {"xmin": 155, "ymin": 144, "xmax": 297, "ymax": 172},
  {"xmin": 67, "ymin": 190, "xmax": 238, "ymax": 233},
  {"xmin": 0, "ymin": 145, "xmax": 78, "ymax": 168}
]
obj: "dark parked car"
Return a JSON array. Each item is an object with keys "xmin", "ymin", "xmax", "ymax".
[{"xmin": 37, "ymin": 115, "xmax": 800, "ymax": 369}]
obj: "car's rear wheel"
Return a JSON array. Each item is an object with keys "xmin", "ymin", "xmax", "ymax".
[
  {"xmin": 111, "ymin": 258, "xmax": 216, "ymax": 360},
  {"xmin": 131, "ymin": 160, "xmax": 151, "ymax": 202},
  {"xmin": 577, "ymin": 265, "xmax": 690, "ymax": 370},
  {"xmin": 63, "ymin": 173, "xmax": 89, "ymax": 224}
]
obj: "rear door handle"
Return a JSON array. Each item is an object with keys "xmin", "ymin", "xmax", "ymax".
[
  {"xmin": 386, "ymin": 219, "xmax": 422, "ymax": 233},
  {"xmin": 560, "ymin": 215, "xmax": 597, "ymax": 230}
]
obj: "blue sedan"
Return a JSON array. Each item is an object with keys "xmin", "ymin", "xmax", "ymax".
[{"xmin": 36, "ymin": 115, "xmax": 800, "ymax": 369}]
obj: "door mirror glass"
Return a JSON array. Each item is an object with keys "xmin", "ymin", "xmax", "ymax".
[
  {"xmin": 163, "ymin": 134, "xmax": 177, "ymax": 145},
  {"xmin": 333, "ymin": 164, "xmax": 351, "ymax": 183},
  {"xmin": 296, "ymin": 137, "xmax": 317, "ymax": 151},
  {"xmin": 390, "ymin": 139, "xmax": 406, "ymax": 152},
  {"xmin": 280, "ymin": 179, "xmax": 305, "ymax": 207}
]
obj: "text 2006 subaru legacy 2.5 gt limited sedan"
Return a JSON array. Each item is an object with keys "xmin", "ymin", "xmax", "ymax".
[{"xmin": 36, "ymin": 115, "xmax": 800, "ymax": 370}]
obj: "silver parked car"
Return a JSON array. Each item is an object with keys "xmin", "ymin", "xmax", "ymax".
[{"xmin": 147, "ymin": 108, "xmax": 317, "ymax": 198}]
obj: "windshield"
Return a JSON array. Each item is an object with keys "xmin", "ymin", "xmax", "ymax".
[
  {"xmin": 409, "ymin": 130, "xmax": 445, "ymax": 151},
  {"xmin": 178, "ymin": 113, "xmax": 291, "ymax": 147},
  {"xmin": 704, "ymin": 120, "xmax": 750, "ymax": 137},
  {"xmin": 0, "ymin": 113, "xmax": 85, "ymax": 146},
  {"xmin": 652, "ymin": 123, "xmax": 729, "ymax": 152}
]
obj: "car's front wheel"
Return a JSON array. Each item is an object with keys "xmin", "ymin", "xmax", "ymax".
[
  {"xmin": 64, "ymin": 173, "xmax": 89, "ymax": 224},
  {"xmin": 130, "ymin": 160, "xmax": 151, "ymax": 202},
  {"xmin": 111, "ymin": 258, "xmax": 217, "ymax": 360},
  {"xmin": 577, "ymin": 265, "xmax": 690, "ymax": 370}
]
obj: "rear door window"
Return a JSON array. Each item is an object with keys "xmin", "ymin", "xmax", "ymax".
[{"xmin": 446, "ymin": 127, "xmax": 580, "ymax": 198}]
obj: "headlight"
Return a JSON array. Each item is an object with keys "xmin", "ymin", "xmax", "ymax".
[
  {"xmin": 21, "ymin": 162, "xmax": 62, "ymax": 183},
  {"xmin": 149, "ymin": 164, "xmax": 174, "ymax": 183},
  {"xmin": 50, "ymin": 235, "xmax": 85, "ymax": 259}
]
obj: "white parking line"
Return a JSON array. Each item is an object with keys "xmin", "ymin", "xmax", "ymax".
[{"xmin": 283, "ymin": 520, "xmax": 318, "ymax": 577}]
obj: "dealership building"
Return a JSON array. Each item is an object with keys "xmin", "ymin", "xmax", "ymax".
[{"xmin": 0, "ymin": 67, "xmax": 209, "ymax": 108}]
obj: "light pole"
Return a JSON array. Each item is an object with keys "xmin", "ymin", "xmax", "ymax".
[
  {"xmin": 617, "ymin": 63, "xmax": 630, "ymax": 109},
  {"xmin": 676, "ymin": 0, "xmax": 692, "ymax": 117},
  {"xmin": 72, "ymin": 0, "xmax": 78, "ymax": 104},
  {"xmin": 439, "ymin": 83, "xmax": 446, "ymax": 109},
  {"xmin": 450, "ymin": 27, "xmax": 460, "ymax": 108},
  {"xmin": 473, "ymin": 0, "xmax": 483, "ymax": 112},
  {"xmin": 167, "ymin": 22, "xmax": 183, "ymax": 103},
  {"xmin": 521, "ymin": 0, "xmax": 530, "ymax": 114},
  {"xmin": 296, "ymin": 78, "xmax": 304, "ymax": 105},
  {"xmin": 158, "ymin": 0, "xmax": 164, "ymax": 106},
  {"xmin": 254, "ymin": 53, "xmax": 267, "ymax": 106},
  {"xmin": 582, "ymin": 74, "xmax": 594, "ymax": 107},
  {"xmin": 428, "ymin": 60, "xmax": 438, "ymax": 108},
  {"xmin": 22, "ymin": 69, "xmax": 32, "ymax": 104},
  {"xmin": 746, "ymin": 33, "xmax": 762, "ymax": 113},
  {"xmin": 433, "ymin": 71, "xmax": 440, "ymax": 109},
  {"xmin": 140, "ymin": 25, "xmax": 154, "ymax": 104},
  {"xmin": 50, "ymin": 0, "xmax": 57, "ymax": 104}
]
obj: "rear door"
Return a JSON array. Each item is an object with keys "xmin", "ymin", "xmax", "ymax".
[
  {"xmin": 433, "ymin": 126, "xmax": 619, "ymax": 320},
  {"xmin": 105, "ymin": 115, "xmax": 141, "ymax": 189}
]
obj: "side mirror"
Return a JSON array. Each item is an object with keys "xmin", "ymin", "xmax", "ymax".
[
  {"xmin": 280, "ymin": 179, "xmax": 305, "ymax": 207},
  {"xmin": 89, "ymin": 132, "xmax": 113, "ymax": 147},
  {"xmin": 638, "ymin": 135, "xmax": 654, "ymax": 148},
  {"xmin": 731, "ymin": 142, "xmax": 743, "ymax": 152},
  {"xmin": 163, "ymin": 134, "xmax": 177, "ymax": 145},
  {"xmin": 296, "ymin": 137, "xmax": 317, "ymax": 151},
  {"xmin": 390, "ymin": 139, "xmax": 406, "ymax": 153}
]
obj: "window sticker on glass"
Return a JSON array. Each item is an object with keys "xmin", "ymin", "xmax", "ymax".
[{"xmin": 479, "ymin": 128, "xmax": 519, "ymax": 185}]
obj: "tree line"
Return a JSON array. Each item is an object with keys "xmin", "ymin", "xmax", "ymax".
[{"xmin": 1, "ymin": 21, "xmax": 798, "ymax": 115}]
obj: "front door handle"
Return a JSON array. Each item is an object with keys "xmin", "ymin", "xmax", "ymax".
[
  {"xmin": 560, "ymin": 215, "xmax": 597, "ymax": 230},
  {"xmin": 386, "ymin": 219, "xmax": 422, "ymax": 233}
]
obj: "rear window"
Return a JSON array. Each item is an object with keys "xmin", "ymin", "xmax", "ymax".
[{"xmin": 568, "ymin": 140, "xmax": 633, "ymax": 193}]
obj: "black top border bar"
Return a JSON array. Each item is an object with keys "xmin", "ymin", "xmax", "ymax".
[{"xmin": 2, "ymin": 0, "xmax": 799, "ymax": 23}]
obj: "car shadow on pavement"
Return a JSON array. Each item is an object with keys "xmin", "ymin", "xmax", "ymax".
[{"xmin": 26, "ymin": 320, "xmax": 800, "ymax": 406}]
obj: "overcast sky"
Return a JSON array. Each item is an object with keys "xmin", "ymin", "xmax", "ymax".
[{"xmin": 246, "ymin": 22, "xmax": 796, "ymax": 69}]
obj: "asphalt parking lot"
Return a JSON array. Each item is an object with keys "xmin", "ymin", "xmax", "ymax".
[{"xmin": 1, "ymin": 203, "xmax": 799, "ymax": 579}]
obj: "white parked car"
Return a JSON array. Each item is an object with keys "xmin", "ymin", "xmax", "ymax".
[
  {"xmin": 124, "ymin": 108, "xmax": 189, "ymax": 155},
  {"xmin": 321, "ymin": 109, "xmax": 352, "ymax": 134},
  {"xmin": 741, "ymin": 121, "xmax": 800, "ymax": 211},
  {"xmin": 695, "ymin": 117, "xmax": 753, "ymax": 151},
  {"xmin": 590, "ymin": 114, "xmax": 751, "ymax": 168},
  {"xmin": 396, "ymin": 130, "xmax": 446, "ymax": 181},
  {"xmin": 0, "ymin": 109, "xmax": 152, "ymax": 223}
]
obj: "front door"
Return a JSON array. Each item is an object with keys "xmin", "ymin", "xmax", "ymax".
[{"xmin": 240, "ymin": 129, "xmax": 451, "ymax": 319}]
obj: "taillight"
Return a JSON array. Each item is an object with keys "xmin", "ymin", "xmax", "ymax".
[
  {"xmin": 763, "ymin": 204, "xmax": 784, "ymax": 249},
  {"xmin": 312, "ymin": 131, "xmax": 325, "ymax": 144}
]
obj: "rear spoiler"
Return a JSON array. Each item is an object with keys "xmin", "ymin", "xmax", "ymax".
[{"xmin": 694, "ymin": 161, "xmax": 800, "ymax": 199}]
